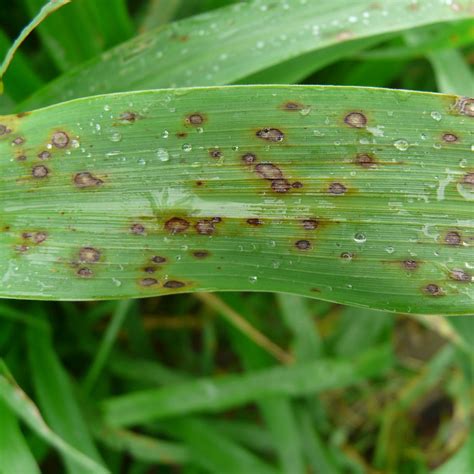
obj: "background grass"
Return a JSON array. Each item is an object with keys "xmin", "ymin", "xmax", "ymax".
[{"xmin": 0, "ymin": 1, "xmax": 473, "ymax": 473}]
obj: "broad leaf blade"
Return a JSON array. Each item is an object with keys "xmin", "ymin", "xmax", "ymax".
[
  {"xmin": 19, "ymin": 0, "xmax": 474, "ymax": 109},
  {"xmin": 0, "ymin": 85, "xmax": 473, "ymax": 314}
]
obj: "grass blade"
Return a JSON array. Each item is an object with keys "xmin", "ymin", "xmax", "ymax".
[
  {"xmin": 0, "ymin": 399, "xmax": 41, "ymax": 474},
  {"xmin": 18, "ymin": 0, "xmax": 474, "ymax": 108},
  {"xmin": 102, "ymin": 345, "xmax": 391, "ymax": 426},
  {"xmin": 1, "ymin": 85, "xmax": 473, "ymax": 313},
  {"xmin": 26, "ymin": 313, "xmax": 105, "ymax": 473},
  {"xmin": 0, "ymin": 361, "xmax": 109, "ymax": 474},
  {"xmin": 161, "ymin": 417, "xmax": 279, "ymax": 474},
  {"xmin": 0, "ymin": 0, "xmax": 70, "ymax": 90},
  {"xmin": 82, "ymin": 299, "xmax": 132, "ymax": 394}
]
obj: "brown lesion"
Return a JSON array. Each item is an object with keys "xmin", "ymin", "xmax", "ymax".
[
  {"xmin": 193, "ymin": 250, "xmax": 210, "ymax": 258},
  {"xmin": 185, "ymin": 113, "xmax": 206, "ymax": 126},
  {"xmin": 246, "ymin": 218, "xmax": 264, "ymax": 226},
  {"xmin": 281, "ymin": 101, "xmax": 304, "ymax": 111},
  {"xmin": 344, "ymin": 112, "xmax": 367, "ymax": 128},
  {"xmin": 256, "ymin": 128, "xmax": 284, "ymax": 142},
  {"xmin": 165, "ymin": 217, "xmax": 190, "ymax": 234},
  {"xmin": 355, "ymin": 153, "xmax": 376, "ymax": 168},
  {"xmin": 295, "ymin": 239, "xmax": 311, "ymax": 250},
  {"xmin": 163, "ymin": 280, "xmax": 185, "ymax": 289},
  {"xmin": 443, "ymin": 231, "xmax": 462, "ymax": 246},
  {"xmin": 449, "ymin": 269, "xmax": 472, "ymax": 282},
  {"xmin": 423, "ymin": 283, "xmax": 444, "ymax": 296},
  {"xmin": 442, "ymin": 132, "xmax": 458, "ymax": 143},
  {"xmin": 74, "ymin": 172, "xmax": 104, "ymax": 188}
]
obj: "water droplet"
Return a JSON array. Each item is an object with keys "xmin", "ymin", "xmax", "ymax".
[
  {"xmin": 71, "ymin": 139, "xmax": 80, "ymax": 148},
  {"xmin": 112, "ymin": 278, "xmax": 122, "ymax": 287},
  {"xmin": 299, "ymin": 106, "xmax": 311, "ymax": 116},
  {"xmin": 196, "ymin": 127, "xmax": 204, "ymax": 134},
  {"xmin": 161, "ymin": 130, "xmax": 169, "ymax": 139},
  {"xmin": 95, "ymin": 123, "xmax": 101, "ymax": 132},
  {"xmin": 138, "ymin": 158, "xmax": 147, "ymax": 165},
  {"xmin": 248, "ymin": 275, "xmax": 258, "ymax": 284},
  {"xmin": 182, "ymin": 143, "xmax": 192, "ymax": 152},
  {"xmin": 157, "ymin": 148, "xmax": 169, "ymax": 162},
  {"xmin": 256, "ymin": 41, "xmax": 265, "ymax": 49},
  {"xmin": 393, "ymin": 139, "xmax": 409, "ymax": 151},
  {"xmin": 385, "ymin": 246, "xmax": 395, "ymax": 254},
  {"xmin": 103, "ymin": 105, "xmax": 111, "ymax": 112},
  {"xmin": 109, "ymin": 132, "xmax": 122, "ymax": 142},
  {"xmin": 431, "ymin": 111, "xmax": 442, "ymax": 121},
  {"xmin": 354, "ymin": 232, "xmax": 367, "ymax": 243}
]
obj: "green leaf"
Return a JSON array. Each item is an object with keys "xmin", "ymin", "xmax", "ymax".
[
  {"xmin": 1, "ymin": 85, "xmax": 473, "ymax": 313},
  {"xmin": 102, "ymin": 345, "xmax": 391, "ymax": 427},
  {"xmin": 0, "ymin": 361, "xmax": 109, "ymax": 474},
  {"xmin": 26, "ymin": 314, "xmax": 105, "ymax": 473},
  {"xmin": 0, "ymin": 399, "xmax": 40, "ymax": 474},
  {"xmin": 19, "ymin": 0, "xmax": 474, "ymax": 108},
  {"xmin": 160, "ymin": 417, "xmax": 279, "ymax": 474}
]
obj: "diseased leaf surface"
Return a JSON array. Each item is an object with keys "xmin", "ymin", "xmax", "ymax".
[{"xmin": 0, "ymin": 85, "xmax": 473, "ymax": 314}]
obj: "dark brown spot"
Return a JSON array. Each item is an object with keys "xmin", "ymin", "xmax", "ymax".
[
  {"xmin": 193, "ymin": 250, "xmax": 209, "ymax": 258},
  {"xmin": 0, "ymin": 124, "xmax": 11, "ymax": 136},
  {"xmin": 32, "ymin": 165, "xmax": 49, "ymax": 178},
  {"xmin": 256, "ymin": 128, "xmax": 284, "ymax": 142},
  {"xmin": 310, "ymin": 288, "xmax": 321, "ymax": 293},
  {"xmin": 211, "ymin": 217, "xmax": 222, "ymax": 223},
  {"xmin": 15, "ymin": 244, "xmax": 29, "ymax": 252},
  {"xmin": 292, "ymin": 181, "xmax": 303, "ymax": 189},
  {"xmin": 131, "ymin": 223, "xmax": 145, "ymax": 235},
  {"xmin": 444, "ymin": 231, "xmax": 462, "ymax": 246},
  {"xmin": 247, "ymin": 218, "xmax": 263, "ymax": 226},
  {"xmin": 242, "ymin": 153, "xmax": 256, "ymax": 164},
  {"xmin": 144, "ymin": 266, "xmax": 156, "ymax": 273},
  {"xmin": 164, "ymin": 280, "xmax": 185, "ymax": 288},
  {"xmin": 140, "ymin": 278, "xmax": 158, "ymax": 287},
  {"xmin": 16, "ymin": 155, "xmax": 27, "ymax": 161},
  {"xmin": 51, "ymin": 131, "xmax": 69, "ymax": 148},
  {"xmin": 295, "ymin": 239, "xmax": 311, "ymax": 250},
  {"xmin": 77, "ymin": 268, "xmax": 93, "ymax": 278},
  {"xmin": 12, "ymin": 137, "xmax": 25, "ymax": 145},
  {"xmin": 302, "ymin": 219, "xmax": 318, "ymax": 230},
  {"xmin": 283, "ymin": 101, "xmax": 303, "ymax": 111},
  {"xmin": 209, "ymin": 149, "xmax": 222, "ymax": 158},
  {"xmin": 38, "ymin": 151, "xmax": 51, "ymax": 160},
  {"xmin": 79, "ymin": 247, "xmax": 100, "ymax": 263},
  {"xmin": 456, "ymin": 97, "xmax": 474, "ymax": 117},
  {"xmin": 22, "ymin": 231, "xmax": 47, "ymax": 244},
  {"xmin": 442, "ymin": 133, "xmax": 458, "ymax": 143},
  {"xmin": 176, "ymin": 131, "xmax": 188, "ymax": 138},
  {"xmin": 186, "ymin": 113, "xmax": 204, "ymax": 125},
  {"xmin": 196, "ymin": 180, "xmax": 204, "ymax": 186},
  {"xmin": 449, "ymin": 269, "xmax": 471, "ymax": 282},
  {"xmin": 255, "ymin": 163, "xmax": 283, "ymax": 180},
  {"xmin": 424, "ymin": 283, "xmax": 443, "ymax": 296},
  {"xmin": 328, "ymin": 182, "xmax": 347, "ymax": 195},
  {"xmin": 16, "ymin": 112, "xmax": 29, "ymax": 118},
  {"xmin": 271, "ymin": 179, "xmax": 291, "ymax": 193},
  {"xmin": 344, "ymin": 112, "xmax": 367, "ymax": 128},
  {"xmin": 152, "ymin": 256, "xmax": 166, "ymax": 264},
  {"xmin": 119, "ymin": 112, "xmax": 137, "ymax": 123},
  {"xmin": 463, "ymin": 173, "xmax": 474, "ymax": 185},
  {"xmin": 355, "ymin": 153, "xmax": 375, "ymax": 168},
  {"xmin": 195, "ymin": 219, "xmax": 215, "ymax": 235},
  {"xmin": 403, "ymin": 259, "xmax": 418, "ymax": 270},
  {"xmin": 74, "ymin": 172, "xmax": 103, "ymax": 188},
  {"xmin": 165, "ymin": 217, "xmax": 190, "ymax": 234},
  {"xmin": 340, "ymin": 252, "xmax": 353, "ymax": 260}
]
